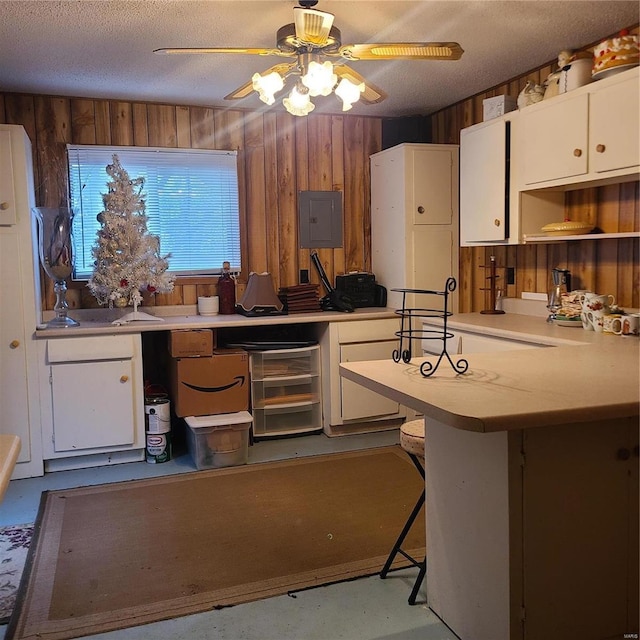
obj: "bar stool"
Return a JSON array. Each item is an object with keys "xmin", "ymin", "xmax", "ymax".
[{"xmin": 380, "ymin": 419, "xmax": 426, "ymax": 605}]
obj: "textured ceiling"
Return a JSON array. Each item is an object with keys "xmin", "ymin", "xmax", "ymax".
[{"xmin": 0, "ymin": 1, "xmax": 638, "ymax": 117}]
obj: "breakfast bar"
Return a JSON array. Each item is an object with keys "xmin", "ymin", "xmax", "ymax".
[{"xmin": 340, "ymin": 318, "xmax": 639, "ymax": 640}]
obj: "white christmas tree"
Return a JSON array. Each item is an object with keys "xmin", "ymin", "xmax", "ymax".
[{"xmin": 88, "ymin": 154, "xmax": 174, "ymax": 323}]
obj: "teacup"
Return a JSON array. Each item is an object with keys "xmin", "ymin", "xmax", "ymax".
[
  {"xmin": 613, "ymin": 313, "xmax": 640, "ymax": 337},
  {"xmin": 580, "ymin": 293, "xmax": 615, "ymax": 313}
]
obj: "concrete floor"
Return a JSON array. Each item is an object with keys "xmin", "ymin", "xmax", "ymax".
[{"xmin": 1, "ymin": 430, "xmax": 458, "ymax": 640}]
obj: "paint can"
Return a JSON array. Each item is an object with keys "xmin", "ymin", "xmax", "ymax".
[
  {"xmin": 145, "ymin": 397, "xmax": 171, "ymax": 463},
  {"xmin": 145, "ymin": 397, "xmax": 171, "ymax": 434},
  {"xmin": 145, "ymin": 432, "xmax": 171, "ymax": 464}
]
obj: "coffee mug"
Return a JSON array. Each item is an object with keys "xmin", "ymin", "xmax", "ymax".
[
  {"xmin": 197, "ymin": 296, "xmax": 219, "ymax": 316},
  {"xmin": 613, "ymin": 313, "xmax": 640, "ymax": 337},
  {"xmin": 603, "ymin": 314, "xmax": 622, "ymax": 334}
]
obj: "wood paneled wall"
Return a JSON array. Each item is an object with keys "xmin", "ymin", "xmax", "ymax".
[
  {"xmin": 430, "ymin": 26, "xmax": 640, "ymax": 312},
  {"xmin": 0, "ymin": 94, "xmax": 381, "ymax": 310}
]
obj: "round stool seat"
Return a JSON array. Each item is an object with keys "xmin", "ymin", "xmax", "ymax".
[{"xmin": 400, "ymin": 419, "xmax": 425, "ymax": 459}]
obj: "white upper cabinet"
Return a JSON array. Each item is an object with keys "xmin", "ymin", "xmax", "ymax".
[
  {"xmin": 460, "ymin": 117, "xmax": 511, "ymax": 243},
  {"xmin": 519, "ymin": 67, "xmax": 639, "ymax": 189}
]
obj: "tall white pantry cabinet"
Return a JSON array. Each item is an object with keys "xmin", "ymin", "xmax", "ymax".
[
  {"xmin": 0, "ymin": 125, "xmax": 44, "ymax": 479},
  {"xmin": 371, "ymin": 143, "xmax": 459, "ymax": 313}
]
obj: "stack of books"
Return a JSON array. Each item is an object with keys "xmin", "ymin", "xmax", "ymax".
[{"xmin": 278, "ymin": 284, "xmax": 322, "ymax": 314}]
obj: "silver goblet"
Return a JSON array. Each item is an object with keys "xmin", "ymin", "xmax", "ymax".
[{"xmin": 33, "ymin": 207, "xmax": 80, "ymax": 327}]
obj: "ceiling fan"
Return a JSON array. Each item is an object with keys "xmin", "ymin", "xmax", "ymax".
[{"xmin": 154, "ymin": 0, "xmax": 464, "ymax": 115}]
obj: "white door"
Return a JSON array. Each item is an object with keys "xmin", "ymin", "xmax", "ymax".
[
  {"xmin": 0, "ymin": 232, "xmax": 32, "ymax": 464},
  {"xmin": 340, "ymin": 341, "xmax": 399, "ymax": 421},
  {"xmin": 50, "ymin": 359, "xmax": 137, "ymax": 451}
]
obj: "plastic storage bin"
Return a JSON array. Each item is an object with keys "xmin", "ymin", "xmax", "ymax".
[
  {"xmin": 184, "ymin": 411, "xmax": 252, "ymax": 469},
  {"xmin": 249, "ymin": 345, "xmax": 319, "ymax": 379},
  {"xmin": 251, "ymin": 374, "xmax": 320, "ymax": 409}
]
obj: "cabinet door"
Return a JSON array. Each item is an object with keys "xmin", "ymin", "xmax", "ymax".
[
  {"xmin": 590, "ymin": 72, "xmax": 640, "ymax": 173},
  {"xmin": 412, "ymin": 147, "xmax": 454, "ymax": 225},
  {"xmin": 50, "ymin": 358, "xmax": 138, "ymax": 452},
  {"xmin": 0, "ymin": 232, "xmax": 32, "ymax": 464},
  {"xmin": 520, "ymin": 93, "xmax": 589, "ymax": 184},
  {"xmin": 0, "ymin": 130, "xmax": 17, "ymax": 226},
  {"xmin": 460, "ymin": 120, "xmax": 509, "ymax": 243},
  {"xmin": 340, "ymin": 341, "xmax": 399, "ymax": 421},
  {"xmin": 522, "ymin": 418, "xmax": 638, "ymax": 639}
]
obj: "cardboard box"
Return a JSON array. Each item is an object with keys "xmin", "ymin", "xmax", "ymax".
[
  {"xmin": 170, "ymin": 349, "xmax": 249, "ymax": 417},
  {"xmin": 168, "ymin": 329, "xmax": 214, "ymax": 358},
  {"xmin": 482, "ymin": 95, "xmax": 517, "ymax": 121}
]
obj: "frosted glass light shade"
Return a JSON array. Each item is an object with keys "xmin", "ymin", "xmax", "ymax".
[
  {"xmin": 283, "ymin": 84, "xmax": 315, "ymax": 116},
  {"xmin": 252, "ymin": 71, "xmax": 285, "ymax": 105},
  {"xmin": 301, "ymin": 60, "xmax": 337, "ymax": 96},
  {"xmin": 335, "ymin": 78, "xmax": 365, "ymax": 111}
]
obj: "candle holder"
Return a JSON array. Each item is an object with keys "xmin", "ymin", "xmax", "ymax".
[{"xmin": 33, "ymin": 207, "xmax": 79, "ymax": 328}]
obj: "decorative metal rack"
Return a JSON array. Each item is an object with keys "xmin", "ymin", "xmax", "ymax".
[{"xmin": 392, "ymin": 277, "xmax": 469, "ymax": 378}]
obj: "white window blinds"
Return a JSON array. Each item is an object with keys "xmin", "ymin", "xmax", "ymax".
[{"xmin": 67, "ymin": 145, "xmax": 240, "ymax": 279}]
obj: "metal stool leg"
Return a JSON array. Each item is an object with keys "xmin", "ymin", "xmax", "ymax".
[{"xmin": 380, "ymin": 452, "xmax": 427, "ymax": 604}]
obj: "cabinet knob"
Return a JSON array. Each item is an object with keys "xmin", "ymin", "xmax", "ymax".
[
  {"xmin": 0, "ymin": 202, "xmax": 9, "ymax": 211},
  {"xmin": 120, "ymin": 375, "xmax": 129, "ymax": 383},
  {"xmin": 9, "ymin": 340, "xmax": 20, "ymax": 349},
  {"xmin": 573, "ymin": 148, "xmax": 582, "ymax": 157},
  {"xmin": 596, "ymin": 144, "xmax": 606, "ymax": 153},
  {"xmin": 616, "ymin": 447, "xmax": 631, "ymax": 461},
  {"xmin": 494, "ymin": 219, "xmax": 501, "ymax": 227},
  {"xmin": 417, "ymin": 206, "xmax": 425, "ymax": 214}
]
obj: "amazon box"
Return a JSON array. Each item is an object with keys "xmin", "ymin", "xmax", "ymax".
[
  {"xmin": 170, "ymin": 349, "xmax": 249, "ymax": 417},
  {"xmin": 168, "ymin": 329, "xmax": 214, "ymax": 358}
]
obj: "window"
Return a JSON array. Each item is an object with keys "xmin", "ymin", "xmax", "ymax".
[{"xmin": 67, "ymin": 145, "xmax": 240, "ymax": 279}]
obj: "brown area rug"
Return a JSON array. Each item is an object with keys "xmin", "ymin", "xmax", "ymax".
[{"xmin": 6, "ymin": 446, "xmax": 425, "ymax": 640}]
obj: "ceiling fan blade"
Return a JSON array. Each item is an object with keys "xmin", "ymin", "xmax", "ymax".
[
  {"xmin": 154, "ymin": 47, "xmax": 288, "ymax": 57},
  {"xmin": 293, "ymin": 7, "xmax": 335, "ymax": 46},
  {"xmin": 224, "ymin": 62, "xmax": 296, "ymax": 101},
  {"xmin": 339, "ymin": 42, "xmax": 464, "ymax": 61},
  {"xmin": 334, "ymin": 65, "xmax": 386, "ymax": 105}
]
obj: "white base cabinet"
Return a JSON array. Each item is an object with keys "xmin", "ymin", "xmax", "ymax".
[
  {"xmin": 38, "ymin": 334, "xmax": 145, "ymax": 468},
  {"xmin": 0, "ymin": 125, "xmax": 43, "ymax": 479},
  {"xmin": 319, "ymin": 318, "xmax": 412, "ymax": 435},
  {"xmin": 371, "ymin": 143, "xmax": 459, "ymax": 312}
]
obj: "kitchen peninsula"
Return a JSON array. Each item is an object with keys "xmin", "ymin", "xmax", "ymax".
[{"xmin": 340, "ymin": 313, "xmax": 639, "ymax": 640}]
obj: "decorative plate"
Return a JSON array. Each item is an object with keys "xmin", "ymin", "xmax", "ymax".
[
  {"xmin": 554, "ymin": 318, "xmax": 582, "ymax": 327},
  {"xmin": 592, "ymin": 62, "xmax": 639, "ymax": 81},
  {"xmin": 541, "ymin": 221, "xmax": 595, "ymax": 236}
]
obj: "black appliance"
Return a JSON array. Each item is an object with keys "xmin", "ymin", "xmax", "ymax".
[
  {"xmin": 310, "ymin": 252, "xmax": 354, "ymax": 313},
  {"xmin": 335, "ymin": 272, "xmax": 376, "ymax": 308}
]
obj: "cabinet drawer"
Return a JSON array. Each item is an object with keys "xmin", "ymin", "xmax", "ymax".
[
  {"xmin": 249, "ymin": 345, "xmax": 319, "ymax": 379},
  {"xmin": 252, "ymin": 402, "xmax": 321, "ymax": 436},
  {"xmin": 337, "ymin": 318, "xmax": 399, "ymax": 343},
  {"xmin": 47, "ymin": 335, "xmax": 136, "ymax": 362},
  {"xmin": 251, "ymin": 375, "xmax": 320, "ymax": 409}
]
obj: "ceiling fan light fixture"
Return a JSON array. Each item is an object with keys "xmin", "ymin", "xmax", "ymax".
[
  {"xmin": 283, "ymin": 82, "xmax": 315, "ymax": 116},
  {"xmin": 252, "ymin": 70, "xmax": 285, "ymax": 105},
  {"xmin": 335, "ymin": 77, "xmax": 364, "ymax": 111},
  {"xmin": 293, "ymin": 7, "xmax": 335, "ymax": 46},
  {"xmin": 301, "ymin": 60, "xmax": 337, "ymax": 96}
]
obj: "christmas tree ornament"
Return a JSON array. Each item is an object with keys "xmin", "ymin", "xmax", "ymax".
[{"xmin": 87, "ymin": 155, "xmax": 175, "ymax": 324}]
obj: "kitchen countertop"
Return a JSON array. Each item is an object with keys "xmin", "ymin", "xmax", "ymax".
[
  {"xmin": 35, "ymin": 306, "xmax": 397, "ymax": 338},
  {"xmin": 0, "ymin": 435, "xmax": 20, "ymax": 502},
  {"xmin": 340, "ymin": 312, "xmax": 640, "ymax": 433}
]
